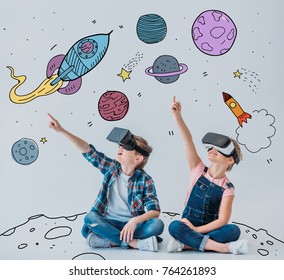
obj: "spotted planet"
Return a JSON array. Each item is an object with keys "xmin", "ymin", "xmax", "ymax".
[
  {"xmin": 145, "ymin": 55, "xmax": 188, "ymax": 84},
  {"xmin": 11, "ymin": 138, "xmax": 39, "ymax": 165},
  {"xmin": 98, "ymin": 91, "xmax": 129, "ymax": 121},
  {"xmin": 191, "ymin": 10, "xmax": 237, "ymax": 56},
  {"xmin": 136, "ymin": 14, "xmax": 167, "ymax": 44}
]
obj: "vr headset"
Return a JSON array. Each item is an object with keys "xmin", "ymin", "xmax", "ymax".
[
  {"xmin": 106, "ymin": 127, "xmax": 150, "ymax": 157},
  {"xmin": 201, "ymin": 132, "xmax": 240, "ymax": 164}
]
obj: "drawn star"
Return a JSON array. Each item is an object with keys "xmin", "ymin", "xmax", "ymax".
[
  {"xmin": 40, "ymin": 137, "xmax": 48, "ymax": 144},
  {"xmin": 233, "ymin": 69, "xmax": 243, "ymax": 79},
  {"xmin": 117, "ymin": 68, "xmax": 132, "ymax": 82}
]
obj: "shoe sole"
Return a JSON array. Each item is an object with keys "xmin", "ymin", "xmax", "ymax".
[{"xmin": 152, "ymin": 237, "xmax": 158, "ymax": 252}]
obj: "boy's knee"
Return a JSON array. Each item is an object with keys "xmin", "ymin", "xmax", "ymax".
[
  {"xmin": 82, "ymin": 212, "xmax": 103, "ymax": 238},
  {"xmin": 81, "ymin": 225, "xmax": 89, "ymax": 238},
  {"xmin": 154, "ymin": 218, "xmax": 165, "ymax": 231},
  {"xmin": 84, "ymin": 211, "xmax": 101, "ymax": 225},
  {"xmin": 144, "ymin": 218, "xmax": 165, "ymax": 236}
]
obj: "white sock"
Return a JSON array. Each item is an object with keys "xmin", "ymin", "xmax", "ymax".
[{"xmin": 229, "ymin": 239, "xmax": 248, "ymax": 255}]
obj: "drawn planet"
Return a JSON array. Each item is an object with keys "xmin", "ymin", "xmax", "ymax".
[
  {"xmin": 98, "ymin": 91, "xmax": 129, "ymax": 121},
  {"xmin": 191, "ymin": 10, "xmax": 237, "ymax": 56},
  {"xmin": 136, "ymin": 14, "xmax": 167, "ymax": 44},
  {"xmin": 145, "ymin": 55, "xmax": 188, "ymax": 84},
  {"xmin": 11, "ymin": 138, "xmax": 39, "ymax": 165}
]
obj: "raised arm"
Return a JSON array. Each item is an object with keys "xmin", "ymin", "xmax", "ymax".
[
  {"xmin": 48, "ymin": 113, "xmax": 91, "ymax": 153},
  {"xmin": 171, "ymin": 96, "xmax": 201, "ymax": 170}
]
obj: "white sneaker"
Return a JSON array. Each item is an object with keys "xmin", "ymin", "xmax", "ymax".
[
  {"xmin": 86, "ymin": 232, "xmax": 111, "ymax": 248},
  {"xmin": 167, "ymin": 236, "xmax": 184, "ymax": 252},
  {"xmin": 137, "ymin": 236, "xmax": 158, "ymax": 252},
  {"xmin": 229, "ymin": 239, "xmax": 248, "ymax": 254}
]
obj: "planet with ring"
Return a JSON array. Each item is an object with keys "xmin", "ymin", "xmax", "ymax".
[{"xmin": 145, "ymin": 55, "xmax": 188, "ymax": 84}]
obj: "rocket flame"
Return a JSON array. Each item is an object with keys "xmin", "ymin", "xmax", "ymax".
[{"xmin": 7, "ymin": 66, "xmax": 63, "ymax": 104}]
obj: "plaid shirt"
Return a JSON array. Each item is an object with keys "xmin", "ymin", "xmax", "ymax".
[{"xmin": 83, "ymin": 144, "xmax": 161, "ymax": 217}]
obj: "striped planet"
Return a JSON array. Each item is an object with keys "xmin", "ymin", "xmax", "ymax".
[{"xmin": 136, "ymin": 14, "xmax": 167, "ymax": 44}]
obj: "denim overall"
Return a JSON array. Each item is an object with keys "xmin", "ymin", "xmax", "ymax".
[{"xmin": 169, "ymin": 167, "xmax": 240, "ymax": 251}]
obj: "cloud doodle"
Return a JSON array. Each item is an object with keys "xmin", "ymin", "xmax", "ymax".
[{"xmin": 236, "ymin": 109, "xmax": 276, "ymax": 153}]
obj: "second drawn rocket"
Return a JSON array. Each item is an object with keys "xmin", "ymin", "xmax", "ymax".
[{"xmin": 223, "ymin": 92, "xmax": 252, "ymax": 127}]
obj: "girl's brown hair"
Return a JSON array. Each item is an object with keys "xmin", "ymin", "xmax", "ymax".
[{"xmin": 133, "ymin": 135, "xmax": 153, "ymax": 169}]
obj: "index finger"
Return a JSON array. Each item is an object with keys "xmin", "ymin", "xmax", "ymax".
[
  {"xmin": 173, "ymin": 96, "xmax": 176, "ymax": 103},
  {"xmin": 47, "ymin": 113, "xmax": 56, "ymax": 121}
]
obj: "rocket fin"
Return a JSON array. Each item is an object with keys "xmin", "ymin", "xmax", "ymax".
[
  {"xmin": 58, "ymin": 77, "xmax": 82, "ymax": 95},
  {"xmin": 238, "ymin": 112, "xmax": 252, "ymax": 127},
  {"xmin": 46, "ymin": 55, "xmax": 65, "ymax": 78}
]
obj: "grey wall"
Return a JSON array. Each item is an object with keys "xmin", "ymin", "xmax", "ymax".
[{"xmin": 0, "ymin": 0, "xmax": 283, "ymax": 258}]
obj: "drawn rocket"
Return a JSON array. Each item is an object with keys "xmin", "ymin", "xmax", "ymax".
[
  {"xmin": 222, "ymin": 92, "xmax": 252, "ymax": 127},
  {"xmin": 46, "ymin": 31, "xmax": 113, "ymax": 95},
  {"xmin": 7, "ymin": 31, "xmax": 112, "ymax": 104}
]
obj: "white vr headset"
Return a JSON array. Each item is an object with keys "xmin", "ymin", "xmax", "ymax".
[{"xmin": 202, "ymin": 132, "xmax": 240, "ymax": 164}]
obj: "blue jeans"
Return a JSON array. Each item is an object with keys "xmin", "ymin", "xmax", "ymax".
[
  {"xmin": 169, "ymin": 220, "xmax": 240, "ymax": 251},
  {"xmin": 82, "ymin": 211, "xmax": 164, "ymax": 248}
]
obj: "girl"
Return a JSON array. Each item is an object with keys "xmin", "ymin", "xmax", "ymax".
[{"xmin": 167, "ymin": 96, "xmax": 248, "ymax": 254}]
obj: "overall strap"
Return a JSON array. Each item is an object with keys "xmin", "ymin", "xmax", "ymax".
[
  {"xmin": 203, "ymin": 166, "xmax": 234, "ymax": 188},
  {"xmin": 203, "ymin": 166, "xmax": 208, "ymax": 175},
  {"xmin": 226, "ymin": 182, "xmax": 235, "ymax": 188}
]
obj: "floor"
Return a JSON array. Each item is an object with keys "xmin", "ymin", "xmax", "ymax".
[{"xmin": 0, "ymin": 211, "xmax": 283, "ymax": 260}]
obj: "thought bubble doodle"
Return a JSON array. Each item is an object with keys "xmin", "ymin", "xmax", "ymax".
[{"xmin": 236, "ymin": 109, "xmax": 276, "ymax": 153}]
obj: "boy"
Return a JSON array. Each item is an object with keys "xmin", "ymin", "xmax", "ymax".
[{"xmin": 48, "ymin": 113, "xmax": 164, "ymax": 252}]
